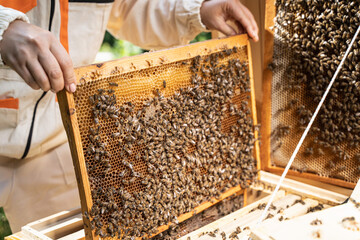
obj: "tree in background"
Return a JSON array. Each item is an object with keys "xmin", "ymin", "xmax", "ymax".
[
  {"xmin": 98, "ymin": 31, "xmax": 211, "ymax": 60},
  {"xmin": 0, "ymin": 208, "xmax": 11, "ymax": 240}
]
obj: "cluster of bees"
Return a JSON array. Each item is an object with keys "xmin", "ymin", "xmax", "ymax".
[
  {"xmin": 307, "ymin": 203, "xmax": 325, "ymax": 213},
  {"xmin": 153, "ymin": 193, "xmax": 244, "ymax": 239},
  {"xmin": 311, "ymin": 200, "xmax": 360, "ymax": 232},
  {"xmin": 310, "ymin": 219, "xmax": 322, "ymax": 226},
  {"xmin": 341, "ymin": 216, "xmax": 360, "ymax": 232},
  {"xmin": 272, "ymin": 0, "xmax": 360, "ymax": 179},
  {"xmin": 198, "ymin": 226, "xmax": 242, "ymax": 239},
  {"xmin": 228, "ymin": 226, "xmax": 244, "ymax": 239},
  {"xmin": 196, "ymin": 226, "xmax": 244, "ymax": 240},
  {"xmin": 81, "ymin": 47, "xmax": 257, "ymax": 239}
]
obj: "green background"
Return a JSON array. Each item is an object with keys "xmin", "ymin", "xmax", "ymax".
[{"xmin": 0, "ymin": 208, "xmax": 11, "ymax": 240}]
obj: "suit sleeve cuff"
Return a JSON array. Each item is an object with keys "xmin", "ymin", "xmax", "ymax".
[{"xmin": 186, "ymin": 0, "xmax": 208, "ymax": 33}]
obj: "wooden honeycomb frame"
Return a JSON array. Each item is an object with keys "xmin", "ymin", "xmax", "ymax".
[
  {"xmin": 57, "ymin": 35, "xmax": 260, "ymax": 240},
  {"xmin": 260, "ymin": 0, "xmax": 357, "ymax": 189}
]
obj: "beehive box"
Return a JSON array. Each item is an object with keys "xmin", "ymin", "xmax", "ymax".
[
  {"xmin": 261, "ymin": 0, "xmax": 360, "ymax": 188},
  {"xmin": 57, "ymin": 35, "xmax": 260, "ymax": 239},
  {"xmin": 4, "ymin": 171, "xmax": 350, "ymax": 240},
  {"xmin": 178, "ymin": 170, "xmax": 350, "ymax": 240},
  {"xmin": 250, "ymin": 177, "xmax": 360, "ymax": 240}
]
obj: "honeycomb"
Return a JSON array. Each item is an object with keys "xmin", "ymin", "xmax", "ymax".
[
  {"xmin": 69, "ymin": 37, "xmax": 258, "ymax": 239},
  {"xmin": 268, "ymin": 0, "xmax": 360, "ymax": 184}
]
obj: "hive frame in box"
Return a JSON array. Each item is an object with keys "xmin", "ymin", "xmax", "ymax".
[
  {"xmin": 57, "ymin": 34, "xmax": 260, "ymax": 240},
  {"xmin": 260, "ymin": 0, "xmax": 357, "ymax": 189},
  {"xmin": 5, "ymin": 170, "xmax": 350, "ymax": 240},
  {"xmin": 250, "ymin": 178, "xmax": 360, "ymax": 240},
  {"xmin": 176, "ymin": 170, "xmax": 350, "ymax": 240}
]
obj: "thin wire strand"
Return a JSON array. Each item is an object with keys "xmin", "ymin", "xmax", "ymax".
[{"xmin": 257, "ymin": 25, "xmax": 360, "ymax": 224}]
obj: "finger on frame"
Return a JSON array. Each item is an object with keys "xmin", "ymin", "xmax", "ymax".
[
  {"xmin": 38, "ymin": 50, "xmax": 64, "ymax": 92},
  {"xmin": 26, "ymin": 60, "xmax": 51, "ymax": 92},
  {"xmin": 50, "ymin": 43, "xmax": 76, "ymax": 93}
]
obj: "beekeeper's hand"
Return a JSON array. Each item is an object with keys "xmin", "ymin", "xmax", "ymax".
[
  {"xmin": 200, "ymin": 0, "xmax": 259, "ymax": 42},
  {"xmin": 0, "ymin": 20, "xmax": 76, "ymax": 93}
]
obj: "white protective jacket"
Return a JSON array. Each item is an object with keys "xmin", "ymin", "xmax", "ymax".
[{"xmin": 0, "ymin": 0, "xmax": 206, "ymax": 159}]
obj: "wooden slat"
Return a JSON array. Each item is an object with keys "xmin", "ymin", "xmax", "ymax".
[
  {"xmin": 265, "ymin": 166, "xmax": 356, "ymax": 189},
  {"xmin": 58, "ymin": 230, "xmax": 85, "ymax": 240},
  {"xmin": 247, "ymin": 37, "xmax": 261, "ymax": 173},
  {"xmin": 40, "ymin": 217, "xmax": 83, "ymax": 239},
  {"xmin": 27, "ymin": 209, "xmax": 81, "ymax": 230},
  {"xmin": 21, "ymin": 226, "xmax": 52, "ymax": 240},
  {"xmin": 21, "ymin": 210, "xmax": 83, "ymax": 240},
  {"xmin": 4, "ymin": 232, "xmax": 27, "ymax": 240},
  {"xmin": 57, "ymin": 90, "xmax": 95, "ymax": 240},
  {"xmin": 4, "ymin": 209, "xmax": 85, "ymax": 240},
  {"xmin": 258, "ymin": 171, "xmax": 349, "ymax": 205},
  {"xmin": 243, "ymin": 186, "xmax": 248, "ymax": 206},
  {"xmin": 280, "ymin": 198, "xmax": 319, "ymax": 219},
  {"xmin": 260, "ymin": 0, "xmax": 275, "ymax": 171}
]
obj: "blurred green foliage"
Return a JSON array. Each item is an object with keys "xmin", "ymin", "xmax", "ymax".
[
  {"xmin": 190, "ymin": 32, "xmax": 212, "ymax": 43},
  {"xmin": 0, "ymin": 208, "xmax": 11, "ymax": 240},
  {"xmin": 100, "ymin": 31, "xmax": 211, "ymax": 58},
  {"xmin": 100, "ymin": 32, "xmax": 144, "ymax": 58}
]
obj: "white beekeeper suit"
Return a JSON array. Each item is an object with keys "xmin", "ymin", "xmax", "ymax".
[{"xmin": 0, "ymin": 0, "xmax": 207, "ymax": 231}]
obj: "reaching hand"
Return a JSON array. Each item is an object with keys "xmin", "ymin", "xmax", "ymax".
[
  {"xmin": 0, "ymin": 20, "xmax": 76, "ymax": 93},
  {"xmin": 200, "ymin": 0, "xmax": 259, "ymax": 42}
]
